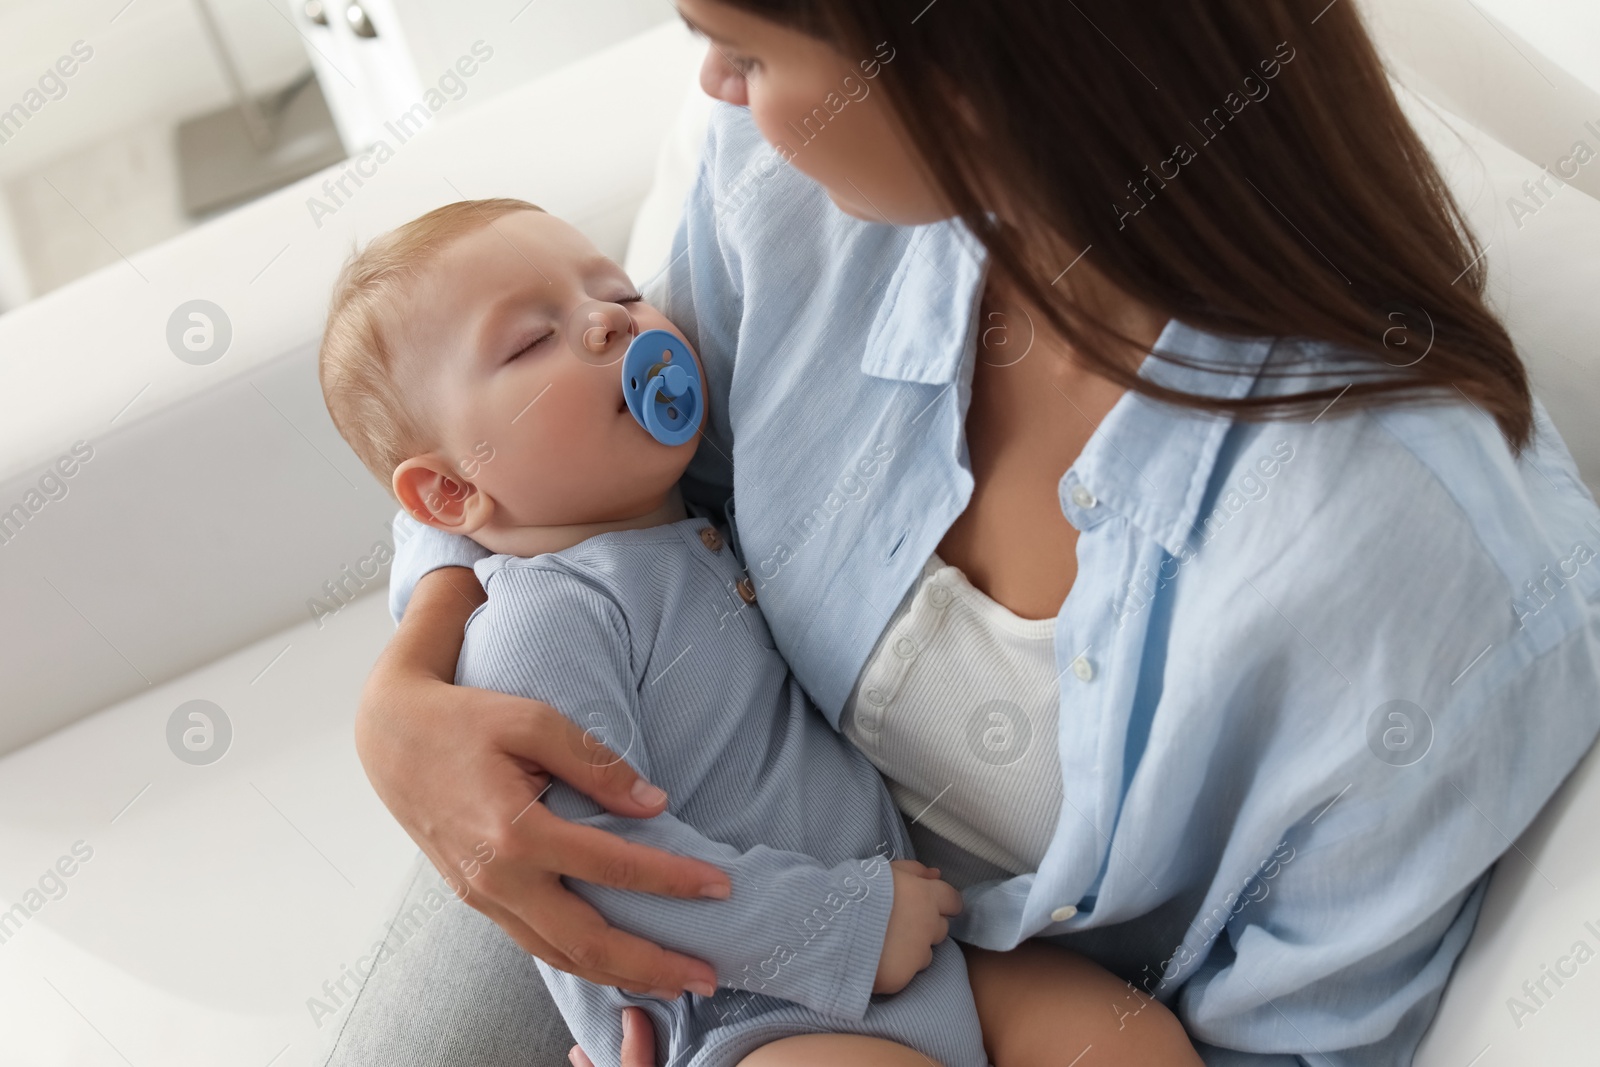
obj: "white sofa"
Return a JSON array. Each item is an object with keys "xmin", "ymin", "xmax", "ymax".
[{"xmin": 0, "ymin": 11, "xmax": 1595, "ymax": 1066}]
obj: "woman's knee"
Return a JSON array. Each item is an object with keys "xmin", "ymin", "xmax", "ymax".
[{"xmin": 737, "ymin": 1034, "xmax": 943, "ymax": 1067}]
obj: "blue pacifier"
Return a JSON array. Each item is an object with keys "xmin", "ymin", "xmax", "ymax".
[{"xmin": 621, "ymin": 329, "xmax": 704, "ymax": 446}]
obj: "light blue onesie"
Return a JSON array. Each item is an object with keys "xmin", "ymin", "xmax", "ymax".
[{"xmin": 454, "ymin": 513, "xmax": 990, "ymax": 1067}]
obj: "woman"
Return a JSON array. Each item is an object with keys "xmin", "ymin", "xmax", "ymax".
[{"xmin": 329, "ymin": 1, "xmax": 1600, "ymax": 1064}]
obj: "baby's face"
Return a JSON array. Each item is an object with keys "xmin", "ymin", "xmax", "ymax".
[{"xmin": 397, "ymin": 210, "xmax": 702, "ymax": 529}]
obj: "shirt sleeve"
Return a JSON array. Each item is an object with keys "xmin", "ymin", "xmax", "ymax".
[
  {"xmin": 458, "ymin": 563, "xmax": 895, "ymax": 1021},
  {"xmin": 387, "ymin": 509, "xmax": 489, "ymax": 625},
  {"xmin": 1182, "ymin": 845, "xmax": 1490, "ymax": 1067},
  {"xmin": 564, "ymin": 809, "xmax": 896, "ymax": 1021},
  {"xmin": 1175, "ymin": 664, "xmax": 1549, "ymax": 1065},
  {"xmin": 1183, "ymin": 871, "xmax": 1488, "ymax": 1067}
]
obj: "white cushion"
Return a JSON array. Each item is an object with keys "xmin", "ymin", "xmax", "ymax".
[
  {"xmin": 1391, "ymin": 81, "xmax": 1600, "ymax": 1067},
  {"xmin": 0, "ymin": 593, "xmax": 412, "ymax": 1066},
  {"xmin": 623, "ymin": 66, "xmax": 717, "ymax": 286},
  {"xmin": 1390, "ymin": 79, "xmax": 1600, "ymax": 495}
]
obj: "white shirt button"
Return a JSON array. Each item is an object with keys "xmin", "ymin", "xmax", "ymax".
[
  {"xmin": 927, "ymin": 584, "xmax": 953, "ymax": 609},
  {"xmin": 1070, "ymin": 485, "xmax": 1097, "ymax": 509},
  {"xmin": 864, "ymin": 686, "xmax": 888, "ymax": 706},
  {"xmin": 1071, "ymin": 656, "xmax": 1094, "ymax": 682},
  {"xmin": 892, "ymin": 636, "xmax": 917, "ymax": 659},
  {"xmin": 1050, "ymin": 904, "xmax": 1078, "ymax": 922}
]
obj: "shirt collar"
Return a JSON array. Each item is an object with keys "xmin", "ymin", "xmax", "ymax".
[
  {"xmin": 859, "ymin": 216, "xmax": 1277, "ymax": 557},
  {"xmin": 1072, "ymin": 319, "xmax": 1277, "ymax": 557},
  {"xmin": 859, "ymin": 216, "xmax": 988, "ymax": 385}
]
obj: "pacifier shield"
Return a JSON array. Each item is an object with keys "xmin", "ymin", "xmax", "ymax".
[{"xmin": 621, "ymin": 329, "xmax": 704, "ymax": 446}]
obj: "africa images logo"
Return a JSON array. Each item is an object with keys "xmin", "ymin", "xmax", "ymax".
[{"xmin": 166, "ymin": 700, "xmax": 232, "ymax": 766}]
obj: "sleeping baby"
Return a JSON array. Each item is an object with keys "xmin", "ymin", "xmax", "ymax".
[
  {"xmin": 317, "ymin": 197, "xmax": 985, "ymax": 1067},
  {"xmin": 316, "ymin": 198, "xmax": 1191, "ymax": 1067}
]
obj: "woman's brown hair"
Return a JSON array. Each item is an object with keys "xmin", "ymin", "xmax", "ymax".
[{"xmin": 722, "ymin": 0, "xmax": 1533, "ymax": 450}]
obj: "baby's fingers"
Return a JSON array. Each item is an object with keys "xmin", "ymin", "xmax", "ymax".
[
  {"xmin": 889, "ymin": 858, "xmax": 943, "ymax": 881},
  {"xmin": 932, "ymin": 879, "xmax": 963, "ymax": 916}
]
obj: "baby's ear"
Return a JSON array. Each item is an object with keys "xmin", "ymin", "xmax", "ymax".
[{"xmin": 393, "ymin": 455, "xmax": 494, "ymax": 534}]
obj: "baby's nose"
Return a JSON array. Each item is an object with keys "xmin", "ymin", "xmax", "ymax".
[{"xmin": 568, "ymin": 299, "xmax": 636, "ymax": 365}]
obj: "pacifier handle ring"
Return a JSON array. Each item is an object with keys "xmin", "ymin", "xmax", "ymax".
[
  {"xmin": 636, "ymin": 375, "xmax": 694, "ymax": 441},
  {"xmin": 641, "ymin": 373, "xmax": 699, "ymax": 446},
  {"xmin": 622, "ymin": 329, "xmax": 705, "ymax": 446}
]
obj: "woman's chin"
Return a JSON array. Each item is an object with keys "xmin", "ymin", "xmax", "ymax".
[
  {"xmin": 819, "ymin": 189, "xmax": 869, "ymax": 221},
  {"xmin": 817, "ymin": 183, "xmax": 897, "ymax": 224},
  {"xmin": 823, "ymin": 184, "xmax": 952, "ymax": 227}
]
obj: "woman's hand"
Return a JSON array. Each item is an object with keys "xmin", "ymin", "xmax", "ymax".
[
  {"xmin": 569, "ymin": 1006, "xmax": 655, "ymax": 1067},
  {"xmin": 357, "ymin": 567, "xmax": 731, "ymax": 997}
]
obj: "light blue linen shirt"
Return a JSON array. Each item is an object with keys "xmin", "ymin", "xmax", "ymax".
[{"xmin": 389, "ymin": 101, "xmax": 1600, "ymax": 1065}]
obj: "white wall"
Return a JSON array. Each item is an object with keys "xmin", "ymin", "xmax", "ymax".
[
  {"xmin": 385, "ymin": 0, "xmax": 676, "ymax": 105},
  {"xmin": 0, "ymin": 0, "xmax": 678, "ymax": 308},
  {"xmin": 0, "ymin": 189, "xmax": 31, "ymax": 311},
  {"xmin": 0, "ymin": 0, "xmax": 309, "ymax": 181},
  {"xmin": 1471, "ymin": 0, "xmax": 1600, "ymax": 93}
]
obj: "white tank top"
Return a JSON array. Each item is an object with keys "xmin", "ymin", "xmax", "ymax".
[{"xmin": 840, "ymin": 553, "xmax": 1063, "ymax": 875}]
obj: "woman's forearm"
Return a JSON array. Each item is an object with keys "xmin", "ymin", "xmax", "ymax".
[
  {"xmin": 382, "ymin": 565, "xmax": 486, "ymax": 683},
  {"xmin": 356, "ymin": 565, "xmax": 484, "ymax": 796},
  {"xmin": 356, "ymin": 565, "xmax": 483, "ymax": 783}
]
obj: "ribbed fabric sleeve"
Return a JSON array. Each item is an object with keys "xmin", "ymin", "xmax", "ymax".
[{"xmin": 454, "ymin": 533, "xmax": 899, "ymax": 1021}]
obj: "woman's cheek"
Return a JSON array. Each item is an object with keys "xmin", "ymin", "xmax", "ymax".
[
  {"xmin": 752, "ymin": 107, "xmax": 854, "ymax": 208},
  {"xmin": 758, "ymin": 90, "xmax": 938, "ymax": 225}
]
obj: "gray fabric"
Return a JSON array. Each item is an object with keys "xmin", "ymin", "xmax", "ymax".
[
  {"xmin": 455, "ymin": 518, "xmax": 988, "ymax": 1067},
  {"xmin": 316, "ymin": 851, "xmax": 574, "ymax": 1066}
]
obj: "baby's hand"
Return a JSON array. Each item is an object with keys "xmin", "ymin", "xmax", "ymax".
[{"xmin": 873, "ymin": 859, "xmax": 963, "ymax": 994}]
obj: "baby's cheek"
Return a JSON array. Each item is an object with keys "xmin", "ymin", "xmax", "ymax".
[{"xmin": 638, "ymin": 307, "xmax": 688, "ymax": 345}]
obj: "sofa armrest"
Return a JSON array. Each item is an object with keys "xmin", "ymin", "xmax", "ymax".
[{"xmin": 0, "ymin": 21, "xmax": 703, "ymax": 757}]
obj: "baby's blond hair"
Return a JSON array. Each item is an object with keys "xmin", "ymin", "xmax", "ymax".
[{"xmin": 318, "ymin": 198, "xmax": 544, "ymax": 494}]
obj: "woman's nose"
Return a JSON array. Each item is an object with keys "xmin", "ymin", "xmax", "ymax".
[
  {"xmin": 698, "ymin": 48, "xmax": 749, "ymax": 107},
  {"xmin": 568, "ymin": 300, "xmax": 636, "ymax": 365}
]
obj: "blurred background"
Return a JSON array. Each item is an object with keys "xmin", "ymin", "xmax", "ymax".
[
  {"xmin": 1, "ymin": 0, "xmax": 1597, "ymax": 313},
  {"xmin": 0, "ymin": 0, "xmax": 677, "ymax": 311}
]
